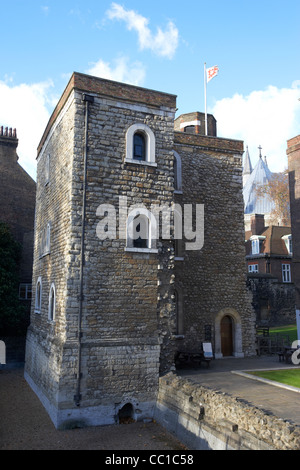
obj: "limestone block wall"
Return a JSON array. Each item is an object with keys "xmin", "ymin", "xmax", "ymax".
[{"xmin": 155, "ymin": 373, "xmax": 300, "ymax": 450}]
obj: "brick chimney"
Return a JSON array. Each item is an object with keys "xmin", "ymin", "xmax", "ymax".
[
  {"xmin": 250, "ymin": 214, "xmax": 265, "ymax": 235},
  {"xmin": 174, "ymin": 112, "xmax": 217, "ymax": 136},
  {"xmin": 0, "ymin": 126, "xmax": 18, "ymax": 163}
]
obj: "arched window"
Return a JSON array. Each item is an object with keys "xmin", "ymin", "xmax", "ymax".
[
  {"xmin": 133, "ymin": 132, "xmax": 146, "ymax": 161},
  {"xmin": 173, "ymin": 151, "xmax": 182, "ymax": 193},
  {"xmin": 35, "ymin": 277, "xmax": 42, "ymax": 314},
  {"xmin": 48, "ymin": 283, "xmax": 56, "ymax": 322},
  {"xmin": 46, "ymin": 223, "xmax": 51, "ymax": 253},
  {"xmin": 125, "ymin": 123, "xmax": 156, "ymax": 167},
  {"xmin": 126, "ymin": 208, "xmax": 158, "ymax": 253},
  {"xmin": 133, "ymin": 214, "xmax": 149, "ymax": 248}
]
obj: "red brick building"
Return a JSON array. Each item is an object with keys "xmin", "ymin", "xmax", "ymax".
[{"xmin": 245, "ymin": 214, "xmax": 292, "ymax": 283}]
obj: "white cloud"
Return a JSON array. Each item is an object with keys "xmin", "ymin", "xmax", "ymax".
[
  {"xmin": 0, "ymin": 79, "xmax": 53, "ymax": 180},
  {"xmin": 86, "ymin": 56, "xmax": 146, "ymax": 86},
  {"xmin": 106, "ymin": 3, "xmax": 179, "ymax": 59},
  {"xmin": 211, "ymin": 82, "xmax": 300, "ymax": 173},
  {"xmin": 41, "ymin": 6, "xmax": 50, "ymax": 16}
]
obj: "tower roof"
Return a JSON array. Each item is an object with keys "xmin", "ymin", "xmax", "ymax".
[
  {"xmin": 243, "ymin": 146, "xmax": 253, "ymax": 176},
  {"xmin": 243, "ymin": 150, "xmax": 274, "ymax": 215}
]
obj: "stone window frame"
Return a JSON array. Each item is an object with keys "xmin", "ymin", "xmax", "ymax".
[
  {"xmin": 173, "ymin": 151, "xmax": 183, "ymax": 194},
  {"xmin": 282, "ymin": 263, "xmax": 291, "ymax": 283},
  {"xmin": 34, "ymin": 277, "xmax": 42, "ymax": 314},
  {"xmin": 125, "ymin": 207, "xmax": 158, "ymax": 254},
  {"xmin": 48, "ymin": 282, "xmax": 56, "ymax": 322},
  {"xmin": 125, "ymin": 123, "xmax": 157, "ymax": 167},
  {"xmin": 39, "ymin": 222, "xmax": 51, "ymax": 258}
]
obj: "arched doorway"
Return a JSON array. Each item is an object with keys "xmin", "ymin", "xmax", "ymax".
[
  {"xmin": 215, "ymin": 308, "xmax": 244, "ymax": 359},
  {"xmin": 221, "ymin": 315, "xmax": 233, "ymax": 356}
]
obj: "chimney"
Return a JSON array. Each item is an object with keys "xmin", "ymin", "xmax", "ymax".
[
  {"xmin": 0, "ymin": 126, "xmax": 19, "ymax": 163},
  {"xmin": 174, "ymin": 112, "xmax": 217, "ymax": 136},
  {"xmin": 250, "ymin": 214, "xmax": 265, "ymax": 235}
]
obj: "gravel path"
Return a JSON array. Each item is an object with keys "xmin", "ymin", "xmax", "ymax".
[{"xmin": 0, "ymin": 368, "xmax": 186, "ymax": 451}]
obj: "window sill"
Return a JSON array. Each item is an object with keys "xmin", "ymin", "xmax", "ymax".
[
  {"xmin": 174, "ymin": 256, "xmax": 184, "ymax": 261},
  {"xmin": 34, "ymin": 309, "xmax": 41, "ymax": 315},
  {"xmin": 125, "ymin": 247, "xmax": 158, "ymax": 254},
  {"xmin": 39, "ymin": 251, "xmax": 51, "ymax": 260},
  {"xmin": 174, "ymin": 190, "xmax": 183, "ymax": 195},
  {"xmin": 172, "ymin": 334, "xmax": 185, "ymax": 340},
  {"xmin": 124, "ymin": 158, "xmax": 157, "ymax": 168}
]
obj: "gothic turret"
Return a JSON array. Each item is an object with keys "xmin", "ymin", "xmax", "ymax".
[{"xmin": 242, "ymin": 146, "xmax": 253, "ymax": 186}]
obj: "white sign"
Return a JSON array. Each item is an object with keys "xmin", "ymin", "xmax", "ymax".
[
  {"xmin": 297, "ymin": 309, "xmax": 300, "ymax": 342},
  {"xmin": 0, "ymin": 341, "xmax": 6, "ymax": 365}
]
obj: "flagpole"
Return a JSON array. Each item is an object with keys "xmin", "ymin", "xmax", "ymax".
[{"xmin": 204, "ymin": 62, "xmax": 208, "ymax": 136}]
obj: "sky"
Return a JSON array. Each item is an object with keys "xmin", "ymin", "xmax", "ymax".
[{"xmin": 1, "ymin": 0, "xmax": 300, "ymax": 180}]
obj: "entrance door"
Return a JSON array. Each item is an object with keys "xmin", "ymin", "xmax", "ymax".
[{"xmin": 221, "ymin": 315, "xmax": 233, "ymax": 356}]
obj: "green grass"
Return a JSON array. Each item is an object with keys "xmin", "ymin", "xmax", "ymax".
[
  {"xmin": 248, "ymin": 369, "xmax": 300, "ymax": 388},
  {"xmin": 269, "ymin": 324, "xmax": 298, "ymax": 343}
]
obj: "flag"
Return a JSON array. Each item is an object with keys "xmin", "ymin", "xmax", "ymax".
[{"xmin": 206, "ymin": 65, "xmax": 219, "ymax": 83}]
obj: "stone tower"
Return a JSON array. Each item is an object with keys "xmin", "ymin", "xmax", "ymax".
[
  {"xmin": 25, "ymin": 73, "xmax": 177, "ymax": 428},
  {"xmin": 25, "ymin": 73, "xmax": 256, "ymax": 429}
]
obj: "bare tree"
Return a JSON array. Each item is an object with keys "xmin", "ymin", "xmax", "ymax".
[{"xmin": 256, "ymin": 171, "xmax": 290, "ymax": 226}]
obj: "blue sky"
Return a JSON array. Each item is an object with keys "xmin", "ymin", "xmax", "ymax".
[{"xmin": 1, "ymin": 0, "xmax": 300, "ymax": 179}]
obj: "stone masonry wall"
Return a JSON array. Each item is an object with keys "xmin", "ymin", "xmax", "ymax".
[
  {"xmin": 25, "ymin": 76, "xmax": 177, "ymax": 428},
  {"xmin": 287, "ymin": 135, "xmax": 300, "ymax": 309},
  {"xmin": 25, "ymin": 91, "xmax": 76, "ymax": 410},
  {"xmin": 155, "ymin": 373, "xmax": 300, "ymax": 450},
  {"xmin": 173, "ymin": 133, "xmax": 256, "ymax": 357}
]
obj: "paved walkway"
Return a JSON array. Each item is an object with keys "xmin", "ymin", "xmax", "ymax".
[{"xmin": 177, "ymin": 355, "xmax": 300, "ymax": 426}]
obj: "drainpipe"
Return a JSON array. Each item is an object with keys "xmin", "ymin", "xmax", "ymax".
[{"xmin": 74, "ymin": 93, "xmax": 94, "ymax": 407}]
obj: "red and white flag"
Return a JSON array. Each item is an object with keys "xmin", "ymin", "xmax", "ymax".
[{"xmin": 206, "ymin": 65, "xmax": 219, "ymax": 83}]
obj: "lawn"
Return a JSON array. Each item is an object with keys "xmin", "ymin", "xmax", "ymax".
[
  {"xmin": 248, "ymin": 369, "xmax": 300, "ymax": 388},
  {"xmin": 269, "ymin": 324, "xmax": 298, "ymax": 344}
]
